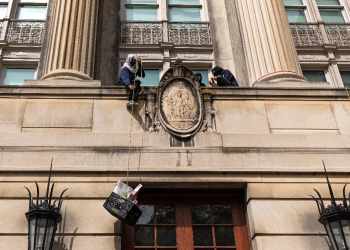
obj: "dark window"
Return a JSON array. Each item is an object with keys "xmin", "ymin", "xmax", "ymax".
[
  {"xmin": 122, "ymin": 192, "xmax": 250, "ymax": 250},
  {"xmin": 302, "ymin": 70, "xmax": 327, "ymax": 82},
  {"xmin": 340, "ymin": 71, "xmax": 350, "ymax": 88}
]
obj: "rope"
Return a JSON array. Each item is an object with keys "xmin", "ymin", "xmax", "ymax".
[
  {"xmin": 346, "ymin": 87, "xmax": 350, "ymax": 102},
  {"xmin": 123, "ymin": 59, "xmax": 179, "ymax": 197},
  {"xmin": 123, "ymin": 59, "xmax": 143, "ymax": 199}
]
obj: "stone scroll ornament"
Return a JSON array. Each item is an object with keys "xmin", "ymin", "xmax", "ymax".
[{"xmin": 157, "ymin": 59, "xmax": 204, "ymax": 138}]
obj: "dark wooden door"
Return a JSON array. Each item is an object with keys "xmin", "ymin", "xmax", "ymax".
[{"xmin": 122, "ymin": 192, "xmax": 250, "ymax": 250}]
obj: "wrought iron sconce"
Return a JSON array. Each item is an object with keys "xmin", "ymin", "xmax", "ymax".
[
  {"xmin": 311, "ymin": 162, "xmax": 350, "ymax": 250},
  {"xmin": 25, "ymin": 160, "xmax": 68, "ymax": 250}
]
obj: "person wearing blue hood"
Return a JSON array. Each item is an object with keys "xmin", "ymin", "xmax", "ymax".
[
  {"xmin": 116, "ymin": 54, "xmax": 145, "ymax": 107},
  {"xmin": 209, "ymin": 66, "xmax": 239, "ymax": 87}
]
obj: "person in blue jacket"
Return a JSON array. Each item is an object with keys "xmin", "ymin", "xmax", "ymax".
[
  {"xmin": 209, "ymin": 66, "xmax": 239, "ymax": 87},
  {"xmin": 116, "ymin": 54, "xmax": 145, "ymax": 107}
]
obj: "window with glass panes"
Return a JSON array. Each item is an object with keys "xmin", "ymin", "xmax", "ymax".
[
  {"xmin": 316, "ymin": 0, "xmax": 346, "ymax": 23},
  {"xmin": 302, "ymin": 70, "xmax": 327, "ymax": 82},
  {"xmin": 0, "ymin": 1, "xmax": 8, "ymax": 19},
  {"xmin": 136, "ymin": 69, "xmax": 160, "ymax": 86},
  {"xmin": 125, "ymin": 0, "xmax": 158, "ymax": 21},
  {"xmin": 169, "ymin": 0, "xmax": 201, "ymax": 22},
  {"xmin": 122, "ymin": 193, "xmax": 250, "ymax": 250},
  {"xmin": 124, "ymin": 0, "xmax": 203, "ymax": 21},
  {"xmin": 17, "ymin": 0, "xmax": 47, "ymax": 20},
  {"xmin": 283, "ymin": 0, "xmax": 308, "ymax": 23},
  {"xmin": 340, "ymin": 71, "xmax": 350, "ymax": 87},
  {"xmin": 3, "ymin": 68, "xmax": 36, "ymax": 85}
]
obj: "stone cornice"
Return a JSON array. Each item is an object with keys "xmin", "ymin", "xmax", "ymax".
[{"xmin": 0, "ymin": 86, "xmax": 349, "ymax": 100}]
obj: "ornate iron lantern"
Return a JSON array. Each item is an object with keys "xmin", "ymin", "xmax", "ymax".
[
  {"xmin": 24, "ymin": 161, "xmax": 68, "ymax": 250},
  {"xmin": 311, "ymin": 162, "xmax": 350, "ymax": 250}
]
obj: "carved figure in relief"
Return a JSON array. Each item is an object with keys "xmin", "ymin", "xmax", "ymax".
[
  {"xmin": 162, "ymin": 82, "xmax": 197, "ymax": 130},
  {"xmin": 155, "ymin": 59, "xmax": 204, "ymax": 137},
  {"xmin": 154, "ymin": 109, "xmax": 164, "ymax": 132}
]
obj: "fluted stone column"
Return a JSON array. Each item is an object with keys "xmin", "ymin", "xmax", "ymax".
[
  {"xmin": 42, "ymin": 0, "xmax": 98, "ymax": 80},
  {"xmin": 236, "ymin": 0, "xmax": 307, "ymax": 83}
]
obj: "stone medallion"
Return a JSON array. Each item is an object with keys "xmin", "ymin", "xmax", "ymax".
[{"xmin": 157, "ymin": 60, "xmax": 204, "ymax": 138}]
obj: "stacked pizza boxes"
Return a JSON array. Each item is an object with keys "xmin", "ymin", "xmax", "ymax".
[{"xmin": 113, "ymin": 180, "xmax": 142, "ymax": 205}]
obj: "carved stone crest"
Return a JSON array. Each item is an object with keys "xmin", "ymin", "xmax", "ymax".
[{"xmin": 157, "ymin": 59, "xmax": 204, "ymax": 138}]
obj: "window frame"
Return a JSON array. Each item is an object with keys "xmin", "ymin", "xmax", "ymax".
[
  {"xmin": 122, "ymin": 0, "xmax": 160, "ymax": 21},
  {"xmin": 316, "ymin": 0, "xmax": 349, "ymax": 23},
  {"xmin": 0, "ymin": 1, "xmax": 9, "ymax": 20},
  {"xmin": 121, "ymin": 0, "xmax": 208, "ymax": 22},
  {"xmin": 14, "ymin": 0, "xmax": 48, "ymax": 20},
  {"xmin": 339, "ymin": 70, "xmax": 350, "ymax": 88},
  {"xmin": 1, "ymin": 65, "xmax": 37, "ymax": 85},
  {"xmin": 122, "ymin": 191, "xmax": 250, "ymax": 250},
  {"xmin": 168, "ymin": 2, "xmax": 203, "ymax": 22},
  {"xmin": 284, "ymin": 0, "xmax": 312, "ymax": 23},
  {"xmin": 136, "ymin": 68, "xmax": 160, "ymax": 87},
  {"xmin": 302, "ymin": 69, "xmax": 330, "ymax": 83}
]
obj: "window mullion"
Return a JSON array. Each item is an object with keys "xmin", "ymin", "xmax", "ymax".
[
  {"xmin": 308, "ymin": 0, "xmax": 323, "ymax": 22},
  {"xmin": 342, "ymin": 0, "xmax": 350, "ymax": 22},
  {"xmin": 199, "ymin": 0, "xmax": 207, "ymax": 22},
  {"xmin": 159, "ymin": 0, "xmax": 167, "ymax": 21},
  {"xmin": 6, "ymin": 0, "xmax": 16, "ymax": 19},
  {"xmin": 175, "ymin": 204, "xmax": 193, "ymax": 250},
  {"xmin": 210, "ymin": 205, "xmax": 217, "ymax": 248}
]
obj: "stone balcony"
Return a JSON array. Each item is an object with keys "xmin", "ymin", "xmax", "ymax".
[
  {"xmin": 6, "ymin": 20, "xmax": 45, "ymax": 44},
  {"xmin": 120, "ymin": 21, "xmax": 212, "ymax": 46},
  {"xmin": 290, "ymin": 22, "xmax": 350, "ymax": 47},
  {"xmin": 0, "ymin": 20, "xmax": 45, "ymax": 44}
]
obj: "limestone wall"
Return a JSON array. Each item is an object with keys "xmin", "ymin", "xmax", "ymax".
[{"xmin": 1, "ymin": 85, "xmax": 350, "ymax": 249}]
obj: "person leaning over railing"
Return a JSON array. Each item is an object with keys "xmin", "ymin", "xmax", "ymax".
[
  {"xmin": 116, "ymin": 54, "xmax": 145, "ymax": 107},
  {"xmin": 209, "ymin": 66, "xmax": 239, "ymax": 87}
]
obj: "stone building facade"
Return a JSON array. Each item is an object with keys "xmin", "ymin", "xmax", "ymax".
[{"xmin": 1, "ymin": 0, "xmax": 350, "ymax": 249}]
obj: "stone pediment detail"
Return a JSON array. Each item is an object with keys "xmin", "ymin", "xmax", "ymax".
[{"xmin": 156, "ymin": 60, "xmax": 204, "ymax": 138}]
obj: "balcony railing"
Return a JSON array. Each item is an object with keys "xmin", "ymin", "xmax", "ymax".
[
  {"xmin": 120, "ymin": 21, "xmax": 212, "ymax": 45},
  {"xmin": 289, "ymin": 23, "xmax": 324, "ymax": 46},
  {"xmin": 325, "ymin": 24, "xmax": 350, "ymax": 46},
  {"xmin": 6, "ymin": 20, "xmax": 46, "ymax": 44},
  {"xmin": 121, "ymin": 21, "xmax": 162, "ymax": 44},
  {"xmin": 290, "ymin": 22, "xmax": 350, "ymax": 47},
  {"xmin": 168, "ymin": 22, "xmax": 212, "ymax": 45}
]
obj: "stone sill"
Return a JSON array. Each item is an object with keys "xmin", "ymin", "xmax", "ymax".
[{"xmin": 0, "ymin": 85, "xmax": 349, "ymax": 100}]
